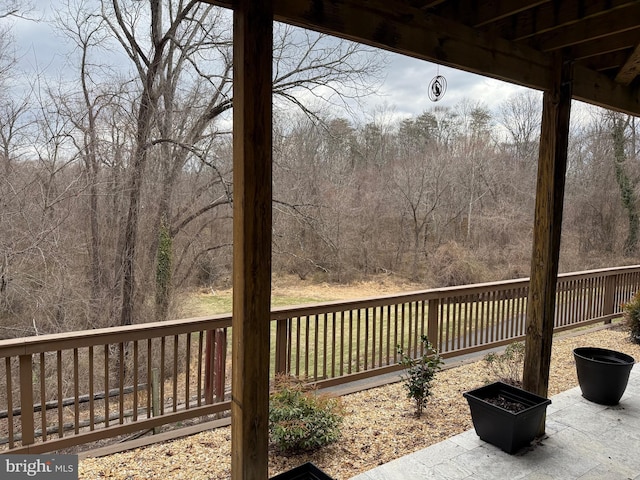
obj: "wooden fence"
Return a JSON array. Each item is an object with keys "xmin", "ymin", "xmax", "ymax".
[{"xmin": 1, "ymin": 265, "xmax": 639, "ymax": 454}]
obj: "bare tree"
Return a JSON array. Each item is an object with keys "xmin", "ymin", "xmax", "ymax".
[
  {"xmin": 498, "ymin": 91, "xmax": 542, "ymax": 165},
  {"xmin": 94, "ymin": 0, "xmax": 384, "ymax": 324},
  {"xmin": 609, "ymin": 112, "xmax": 639, "ymax": 256}
]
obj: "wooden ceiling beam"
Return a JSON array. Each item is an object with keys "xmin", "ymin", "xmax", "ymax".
[
  {"xmin": 497, "ymin": 0, "xmax": 637, "ymax": 42},
  {"xmin": 573, "ymin": 63, "xmax": 640, "ymax": 114},
  {"xmin": 535, "ymin": 4, "xmax": 640, "ymax": 51},
  {"xmin": 202, "ymin": 0, "xmax": 640, "ymax": 115},
  {"xmin": 273, "ymin": 0, "xmax": 553, "ymax": 88},
  {"xmin": 472, "ymin": 0, "xmax": 549, "ymax": 28},
  {"xmin": 570, "ymin": 29, "xmax": 640, "ymax": 60},
  {"xmin": 616, "ymin": 43, "xmax": 640, "ymax": 85},
  {"xmin": 431, "ymin": 0, "xmax": 550, "ymax": 28},
  {"xmin": 582, "ymin": 50, "xmax": 633, "ymax": 73}
]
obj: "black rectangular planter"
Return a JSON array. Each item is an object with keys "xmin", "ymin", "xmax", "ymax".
[
  {"xmin": 270, "ymin": 462, "xmax": 334, "ymax": 480},
  {"xmin": 463, "ymin": 381, "xmax": 551, "ymax": 454}
]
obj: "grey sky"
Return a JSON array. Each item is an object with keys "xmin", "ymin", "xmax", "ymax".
[{"xmin": 9, "ymin": 3, "xmax": 530, "ymax": 123}]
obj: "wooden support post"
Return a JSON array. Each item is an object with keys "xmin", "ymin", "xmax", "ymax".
[
  {"xmin": 523, "ymin": 54, "xmax": 573, "ymax": 415},
  {"xmin": 231, "ymin": 0, "xmax": 273, "ymax": 478}
]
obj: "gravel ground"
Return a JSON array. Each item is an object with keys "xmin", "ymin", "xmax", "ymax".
[{"xmin": 79, "ymin": 324, "xmax": 640, "ymax": 480}]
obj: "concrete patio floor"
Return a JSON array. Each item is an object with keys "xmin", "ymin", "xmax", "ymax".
[{"xmin": 351, "ymin": 366, "xmax": 640, "ymax": 480}]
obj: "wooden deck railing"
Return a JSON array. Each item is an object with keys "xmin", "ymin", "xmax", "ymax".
[{"xmin": 1, "ymin": 265, "xmax": 639, "ymax": 454}]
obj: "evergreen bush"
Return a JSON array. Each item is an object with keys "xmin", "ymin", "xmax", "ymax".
[
  {"xmin": 269, "ymin": 376, "xmax": 343, "ymax": 453},
  {"xmin": 397, "ymin": 335, "xmax": 443, "ymax": 418},
  {"xmin": 622, "ymin": 291, "xmax": 640, "ymax": 344}
]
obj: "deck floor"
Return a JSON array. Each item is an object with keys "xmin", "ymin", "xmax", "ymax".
[{"xmin": 351, "ymin": 367, "xmax": 640, "ymax": 480}]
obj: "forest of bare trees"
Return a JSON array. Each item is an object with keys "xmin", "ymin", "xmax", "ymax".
[{"xmin": 1, "ymin": 1, "xmax": 639, "ymax": 339}]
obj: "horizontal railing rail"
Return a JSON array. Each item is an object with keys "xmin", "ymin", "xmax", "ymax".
[{"xmin": 1, "ymin": 265, "xmax": 639, "ymax": 454}]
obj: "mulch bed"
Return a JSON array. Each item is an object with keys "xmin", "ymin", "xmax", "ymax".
[{"xmin": 79, "ymin": 324, "xmax": 640, "ymax": 480}]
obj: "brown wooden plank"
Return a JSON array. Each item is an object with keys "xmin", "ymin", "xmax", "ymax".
[
  {"xmin": 503, "ymin": 0, "xmax": 637, "ymax": 41},
  {"xmin": 6, "ymin": 357, "xmax": 14, "ymax": 448},
  {"xmin": 19, "ymin": 355, "xmax": 34, "ymax": 445},
  {"xmin": 40, "ymin": 353, "xmax": 46, "ymax": 441},
  {"xmin": 616, "ymin": 42, "xmax": 640, "ymax": 84},
  {"xmin": 535, "ymin": 4, "xmax": 640, "ymax": 51},
  {"xmin": 74, "ymin": 348, "xmax": 79, "ymax": 434},
  {"xmin": 523, "ymin": 54, "xmax": 573, "ymax": 417},
  {"xmin": 231, "ymin": 0, "xmax": 273, "ymax": 477}
]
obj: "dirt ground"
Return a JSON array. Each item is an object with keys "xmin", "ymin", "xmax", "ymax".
[{"xmin": 270, "ymin": 273, "xmax": 426, "ymax": 300}]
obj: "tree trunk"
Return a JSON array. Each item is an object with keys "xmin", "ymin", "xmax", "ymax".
[{"xmin": 612, "ymin": 116, "xmax": 638, "ymax": 256}]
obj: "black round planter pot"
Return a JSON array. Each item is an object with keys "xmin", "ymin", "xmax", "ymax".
[{"xmin": 573, "ymin": 347, "xmax": 635, "ymax": 405}]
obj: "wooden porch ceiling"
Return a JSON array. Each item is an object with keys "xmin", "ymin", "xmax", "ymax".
[{"xmin": 203, "ymin": 0, "xmax": 640, "ymax": 116}]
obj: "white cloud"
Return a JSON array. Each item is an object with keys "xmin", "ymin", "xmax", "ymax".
[{"xmin": 367, "ymin": 53, "xmax": 533, "ymax": 120}]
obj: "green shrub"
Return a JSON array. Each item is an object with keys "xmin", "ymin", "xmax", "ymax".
[
  {"xmin": 397, "ymin": 335, "xmax": 443, "ymax": 418},
  {"xmin": 483, "ymin": 341, "xmax": 525, "ymax": 387},
  {"xmin": 269, "ymin": 377, "xmax": 343, "ymax": 453},
  {"xmin": 622, "ymin": 291, "xmax": 640, "ymax": 344}
]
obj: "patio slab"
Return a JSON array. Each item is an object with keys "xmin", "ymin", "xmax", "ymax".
[{"xmin": 351, "ymin": 367, "xmax": 640, "ymax": 480}]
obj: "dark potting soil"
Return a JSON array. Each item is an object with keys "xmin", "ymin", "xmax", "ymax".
[{"xmin": 484, "ymin": 394, "xmax": 527, "ymax": 413}]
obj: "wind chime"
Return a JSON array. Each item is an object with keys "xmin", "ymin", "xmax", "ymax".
[{"xmin": 428, "ymin": 65, "xmax": 447, "ymax": 102}]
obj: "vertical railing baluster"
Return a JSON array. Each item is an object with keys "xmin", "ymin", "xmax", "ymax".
[
  {"xmin": 371, "ymin": 306, "xmax": 377, "ymax": 368},
  {"xmin": 147, "ymin": 339, "xmax": 152, "ymax": 416},
  {"xmin": 74, "ymin": 348, "xmax": 79, "ymax": 434},
  {"xmin": 205, "ymin": 330, "xmax": 214, "ymax": 404},
  {"xmin": 348, "ymin": 310, "xmax": 353, "ymax": 374},
  {"xmin": 408, "ymin": 302, "xmax": 414, "ymax": 356},
  {"xmin": 378, "ymin": 306, "xmax": 384, "ymax": 367},
  {"xmin": 215, "ymin": 329, "xmax": 227, "ymax": 404},
  {"xmin": 160, "ymin": 337, "xmax": 166, "ymax": 415},
  {"xmin": 103, "ymin": 346, "xmax": 109, "ymax": 428},
  {"xmin": 40, "ymin": 352, "xmax": 46, "ymax": 441},
  {"xmin": 604, "ymin": 274, "xmax": 615, "ymax": 324},
  {"xmin": 401, "ymin": 303, "xmax": 406, "ymax": 355},
  {"xmin": 331, "ymin": 312, "xmax": 337, "ymax": 378},
  {"xmin": 314, "ymin": 314, "xmax": 319, "ymax": 380},
  {"xmin": 58, "ymin": 350, "xmax": 64, "ymax": 435},
  {"xmin": 197, "ymin": 332, "xmax": 203, "ymax": 407},
  {"xmin": 385, "ymin": 305, "xmax": 391, "ymax": 365},
  {"xmin": 419, "ymin": 300, "xmax": 426, "ymax": 355},
  {"xmin": 364, "ymin": 309, "xmax": 369, "ymax": 371},
  {"xmin": 428, "ymin": 298, "xmax": 439, "ymax": 353},
  {"xmin": 119, "ymin": 343, "xmax": 125, "ymax": 423},
  {"xmin": 296, "ymin": 316, "xmax": 302, "ymax": 377},
  {"xmin": 275, "ymin": 318, "xmax": 288, "ymax": 377},
  {"xmin": 173, "ymin": 335, "xmax": 179, "ymax": 412},
  {"xmin": 6, "ymin": 357, "xmax": 14, "ymax": 448},
  {"xmin": 340, "ymin": 311, "xmax": 345, "ymax": 376},
  {"xmin": 356, "ymin": 309, "xmax": 362, "ymax": 373},
  {"xmin": 323, "ymin": 313, "xmax": 328, "ymax": 379},
  {"xmin": 304, "ymin": 316, "xmax": 310, "ymax": 378},
  {"xmin": 133, "ymin": 341, "xmax": 139, "ymax": 420},
  {"xmin": 185, "ymin": 333, "xmax": 191, "ymax": 410},
  {"xmin": 88, "ymin": 346, "xmax": 94, "ymax": 431},
  {"xmin": 393, "ymin": 304, "xmax": 399, "ymax": 362},
  {"xmin": 19, "ymin": 354, "xmax": 34, "ymax": 446}
]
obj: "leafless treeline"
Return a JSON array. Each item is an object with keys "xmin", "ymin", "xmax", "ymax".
[{"xmin": 0, "ymin": 1, "xmax": 638, "ymax": 337}]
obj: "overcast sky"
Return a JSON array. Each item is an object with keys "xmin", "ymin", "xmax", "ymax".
[{"xmin": 9, "ymin": 3, "xmax": 531, "ymax": 124}]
